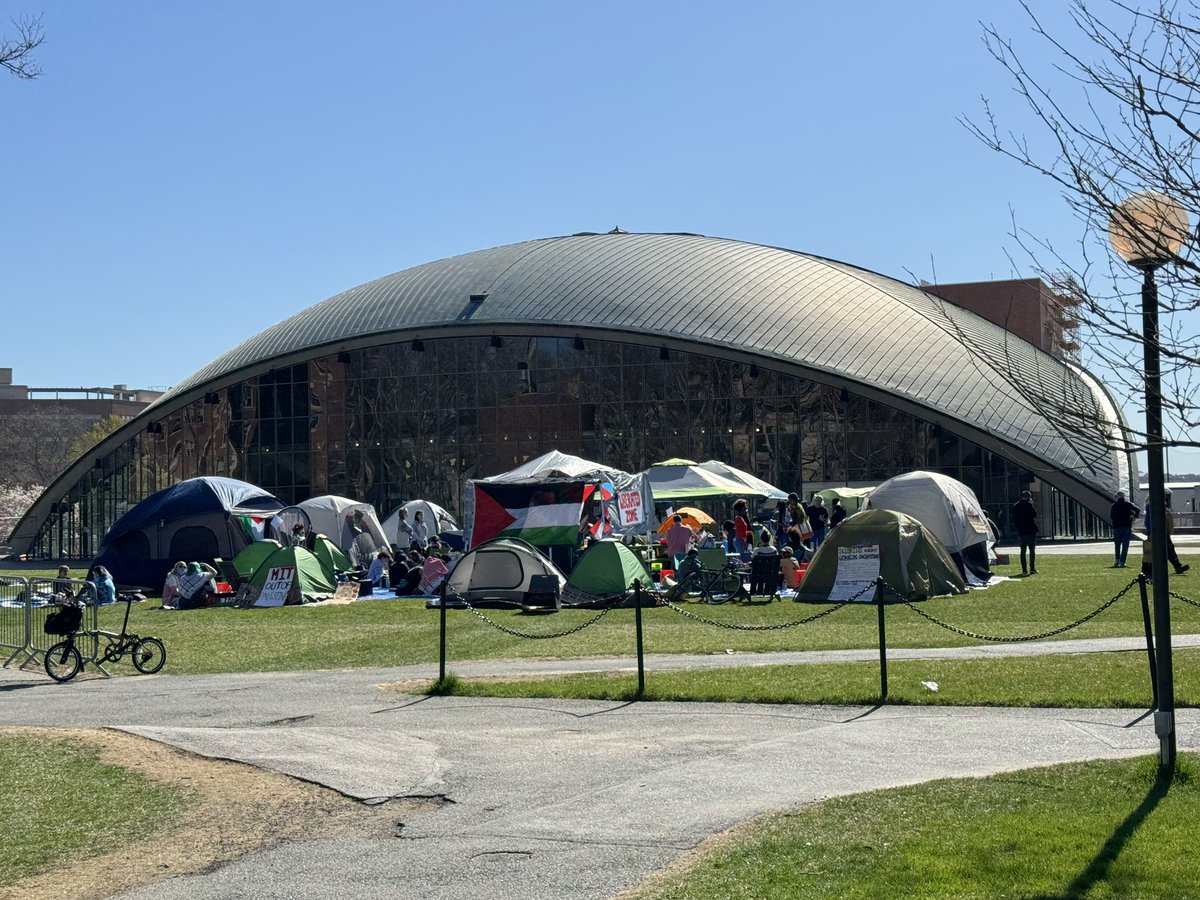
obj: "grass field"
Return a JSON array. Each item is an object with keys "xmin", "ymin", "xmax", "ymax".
[
  {"xmin": 2, "ymin": 556, "xmax": 1199, "ymax": 686},
  {"xmin": 0, "ymin": 732, "xmax": 190, "ymax": 886},
  {"xmin": 633, "ymin": 754, "xmax": 1200, "ymax": 899}
]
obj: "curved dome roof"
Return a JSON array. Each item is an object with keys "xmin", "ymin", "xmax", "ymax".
[
  {"xmin": 12, "ymin": 232, "xmax": 1127, "ymax": 554},
  {"xmin": 157, "ymin": 231, "xmax": 1123, "ymax": 506}
]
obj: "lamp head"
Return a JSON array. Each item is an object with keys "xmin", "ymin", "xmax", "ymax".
[{"xmin": 1108, "ymin": 191, "xmax": 1189, "ymax": 268}]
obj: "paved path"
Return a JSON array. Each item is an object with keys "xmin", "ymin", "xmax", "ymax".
[{"xmin": 1, "ymin": 641, "xmax": 1196, "ymax": 900}]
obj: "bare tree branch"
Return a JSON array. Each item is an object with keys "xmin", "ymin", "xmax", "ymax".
[{"xmin": 0, "ymin": 14, "xmax": 43, "ymax": 80}]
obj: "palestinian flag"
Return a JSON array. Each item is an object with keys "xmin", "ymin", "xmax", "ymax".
[{"xmin": 469, "ymin": 481, "xmax": 588, "ymax": 547}]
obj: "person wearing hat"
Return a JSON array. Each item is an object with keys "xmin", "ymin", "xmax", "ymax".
[
  {"xmin": 1011, "ymin": 490, "xmax": 1039, "ymax": 575},
  {"xmin": 1109, "ymin": 491, "xmax": 1141, "ymax": 568}
]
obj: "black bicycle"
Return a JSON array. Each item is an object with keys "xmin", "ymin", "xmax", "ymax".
[
  {"xmin": 671, "ymin": 562, "xmax": 749, "ymax": 605},
  {"xmin": 44, "ymin": 594, "xmax": 166, "ymax": 683}
]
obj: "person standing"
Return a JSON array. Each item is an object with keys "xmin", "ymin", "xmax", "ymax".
[
  {"xmin": 829, "ymin": 498, "xmax": 847, "ymax": 529},
  {"xmin": 1145, "ymin": 490, "xmax": 1190, "ymax": 576},
  {"xmin": 664, "ymin": 514, "xmax": 696, "ymax": 567},
  {"xmin": 411, "ymin": 510, "xmax": 430, "ymax": 549},
  {"xmin": 394, "ymin": 508, "xmax": 415, "ymax": 548},
  {"xmin": 1011, "ymin": 490, "xmax": 1039, "ymax": 575},
  {"xmin": 1109, "ymin": 491, "xmax": 1141, "ymax": 568},
  {"xmin": 807, "ymin": 495, "xmax": 830, "ymax": 548},
  {"xmin": 731, "ymin": 499, "xmax": 752, "ymax": 554}
]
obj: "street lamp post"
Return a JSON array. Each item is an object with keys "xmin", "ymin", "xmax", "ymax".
[{"xmin": 1108, "ymin": 190, "xmax": 1189, "ymax": 773}]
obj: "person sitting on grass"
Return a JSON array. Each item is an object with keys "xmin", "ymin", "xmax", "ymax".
[
  {"xmin": 161, "ymin": 561, "xmax": 186, "ymax": 609},
  {"xmin": 418, "ymin": 550, "xmax": 450, "ymax": 595},
  {"xmin": 779, "ymin": 546, "xmax": 802, "ymax": 589},
  {"xmin": 89, "ymin": 565, "xmax": 117, "ymax": 606},
  {"xmin": 367, "ymin": 550, "xmax": 391, "ymax": 589},
  {"xmin": 176, "ymin": 562, "xmax": 218, "ymax": 610}
]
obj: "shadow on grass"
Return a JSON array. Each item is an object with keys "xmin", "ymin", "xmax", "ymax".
[{"xmin": 1036, "ymin": 764, "xmax": 1184, "ymax": 899}]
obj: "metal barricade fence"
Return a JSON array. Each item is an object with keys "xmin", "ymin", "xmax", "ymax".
[
  {"xmin": 27, "ymin": 578, "xmax": 99, "ymax": 658},
  {"xmin": 0, "ymin": 576, "xmax": 28, "ymax": 666}
]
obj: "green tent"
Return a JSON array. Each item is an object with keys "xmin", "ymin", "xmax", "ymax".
[
  {"xmin": 796, "ymin": 509, "xmax": 965, "ymax": 603},
  {"xmin": 232, "ymin": 539, "xmax": 283, "ymax": 579},
  {"xmin": 567, "ymin": 540, "xmax": 652, "ymax": 595},
  {"xmin": 246, "ymin": 544, "xmax": 338, "ymax": 606},
  {"xmin": 308, "ymin": 533, "xmax": 352, "ymax": 575}
]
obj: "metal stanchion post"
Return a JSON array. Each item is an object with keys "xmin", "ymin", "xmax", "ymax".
[
  {"xmin": 1138, "ymin": 574, "xmax": 1158, "ymax": 709},
  {"xmin": 439, "ymin": 578, "xmax": 447, "ymax": 684},
  {"xmin": 875, "ymin": 577, "xmax": 888, "ymax": 700},
  {"xmin": 634, "ymin": 579, "xmax": 645, "ymax": 697}
]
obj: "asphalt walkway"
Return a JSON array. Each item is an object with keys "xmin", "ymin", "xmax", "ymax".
[{"xmin": 1, "ymin": 635, "xmax": 1196, "ymax": 899}]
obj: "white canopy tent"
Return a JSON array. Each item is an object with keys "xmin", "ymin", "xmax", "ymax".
[{"xmin": 643, "ymin": 458, "xmax": 779, "ymax": 501}]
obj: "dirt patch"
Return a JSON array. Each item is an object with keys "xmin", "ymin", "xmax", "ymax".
[{"xmin": 0, "ymin": 727, "xmax": 435, "ymax": 900}]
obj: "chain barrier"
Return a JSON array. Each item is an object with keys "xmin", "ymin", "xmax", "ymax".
[
  {"xmin": 657, "ymin": 580, "xmax": 874, "ymax": 631},
  {"xmin": 1170, "ymin": 588, "xmax": 1200, "ymax": 610},
  {"xmin": 899, "ymin": 576, "xmax": 1142, "ymax": 643},
  {"xmin": 452, "ymin": 590, "xmax": 614, "ymax": 640}
]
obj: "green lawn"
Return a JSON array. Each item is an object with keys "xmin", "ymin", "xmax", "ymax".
[
  {"xmin": 0, "ymin": 732, "xmax": 191, "ymax": 885},
  {"xmin": 2, "ymin": 556, "xmax": 1198, "ymax": 688},
  {"xmin": 633, "ymin": 754, "xmax": 1200, "ymax": 899}
]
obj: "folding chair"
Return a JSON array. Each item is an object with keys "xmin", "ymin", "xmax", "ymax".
[{"xmin": 748, "ymin": 554, "xmax": 782, "ymax": 602}]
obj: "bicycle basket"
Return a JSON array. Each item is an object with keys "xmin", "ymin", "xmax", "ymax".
[{"xmin": 44, "ymin": 604, "xmax": 83, "ymax": 636}]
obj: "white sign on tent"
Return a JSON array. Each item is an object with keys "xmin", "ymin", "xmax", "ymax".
[
  {"xmin": 257, "ymin": 565, "xmax": 295, "ymax": 607},
  {"xmin": 618, "ymin": 489, "xmax": 645, "ymax": 527},
  {"xmin": 829, "ymin": 545, "xmax": 880, "ymax": 602}
]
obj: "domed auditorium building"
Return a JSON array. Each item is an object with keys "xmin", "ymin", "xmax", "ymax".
[{"xmin": 12, "ymin": 231, "xmax": 1133, "ymax": 558}]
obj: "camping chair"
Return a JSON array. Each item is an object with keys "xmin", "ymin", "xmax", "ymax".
[
  {"xmin": 748, "ymin": 554, "xmax": 782, "ymax": 602},
  {"xmin": 213, "ymin": 558, "xmax": 244, "ymax": 590}
]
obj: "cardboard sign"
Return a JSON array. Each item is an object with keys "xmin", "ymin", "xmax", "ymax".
[
  {"xmin": 333, "ymin": 581, "xmax": 361, "ymax": 602},
  {"xmin": 829, "ymin": 544, "xmax": 880, "ymax": 602},
  {"xmin": 618, "ymin": 489, "xmax": 645, "ymax": 526},
  {"xmin": 256, "ymin": 565, "xmax": 296, "ymax": 607}
]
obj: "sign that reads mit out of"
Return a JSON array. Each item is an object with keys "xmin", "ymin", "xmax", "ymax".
[
  {"xmin": 257, "ymin": 565, "xmax": 296, "ymax": 607},
  {"xmin": 829, "ymin": 544, "xmax": 880, "ymax": 602}
]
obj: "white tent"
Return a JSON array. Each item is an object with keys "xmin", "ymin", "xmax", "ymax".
[
  {"xmin": 864, "ymin": 471, "xmax": 995, "ymax": 552},
  {"xmin": 295, "ymin": 495, "xmax": 390, "ymax": 565},
  {"xmin": 696, "ymin": 460, "xmax": 789, "ymax": 500},
  {"xmin": 445, "ymin": 538, "xmax": 567, "ymax": 608},
  {"xmin": 382, "ymin": 500, "xmax": 460, "ymax": 545}
]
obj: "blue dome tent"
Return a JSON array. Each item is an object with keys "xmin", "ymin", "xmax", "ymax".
[{"xmin": 92, "ymin": 477, "xmax": 283, "ymax": 590}]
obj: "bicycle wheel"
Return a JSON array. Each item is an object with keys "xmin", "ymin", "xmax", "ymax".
[
  {"xmin": 721, "ymin": 572, "xmax": 743, "ymax": 596},
  {"xmin": 132, "ymin": 637, "xmax": 166, "ymax": 675},
  {"xmin": 44, "ymin": 641, "xmax": 83, "ymax": 683}
]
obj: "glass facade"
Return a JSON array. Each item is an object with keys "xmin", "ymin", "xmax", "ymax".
[{"xmin": 29, "ymin": 335, "xmax": 1108, "ymax": 558}]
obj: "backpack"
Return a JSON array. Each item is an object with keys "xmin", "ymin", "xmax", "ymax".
[{"xmin": 44, "ymin": 604, "xmax": 83, "ymax": 636}]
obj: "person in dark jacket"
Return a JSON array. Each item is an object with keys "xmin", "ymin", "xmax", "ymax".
[
  {"xmin": 1110, "ymin": 491, "xmax": 1141, "ymax": 568},
  {"xmin": 829, "ymin": 498, "xmax": 847, "ymax": 529},
  {"xmin": 1011, "ymin": 490, "xmax": 1039, "ymax": 575}
]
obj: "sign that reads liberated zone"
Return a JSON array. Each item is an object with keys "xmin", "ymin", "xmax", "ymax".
[
  {"xmin": 829, "ymin": 544, "xmax": 880, "ymax": 602},
  {"xmin": 257, "ymin": 566, "xmax": 296, "ymax": 607},
  {"xmin": 618, "ymin": 489, "xmax": 644, "ymax": 526}
]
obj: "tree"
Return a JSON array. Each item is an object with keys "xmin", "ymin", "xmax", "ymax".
[
  {"xmin": 69, "ymin": 413, "xmax": 127, "ymax": 461},
  {"xmin": 0, "ymin": 406, "xmax": 95, "ymax": 486},
  {"xmin": 1, "ymin": 14, "xmax": 43, "ymax": 79},
  {"xmin": 966, "ymin": 0, "xmax": 1200, "ymax": 456},
  {"xmin": 0, "ymin": 481, "xmax": 43, "ymax": 545}
]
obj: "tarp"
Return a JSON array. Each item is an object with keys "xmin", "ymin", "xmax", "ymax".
[
  {"xmin": 696, "ymin": 461, "xmax": 789, "ymax": 500},
  {"xmin": 245, "ymin": 543, "xmax": 338, "ymax": 606},
  {"xmin": 566, "ymin": 540, "xmax": 651, "ymax": 595},
  {"xmin": 93, "ymin": 476, "xmax": 283, "ymax": 590},
  {"xmin": 445, "ymin": 537, "xmax": 567, "ymax": 607},
  {"xmin": 864, "ymin": 471, "xmax": 994, "ymax": 552},
  {"xmin": 295, "ymin": 495, "xmax": 390, "ymax": 563},
  {"xmin": 795, "ymin": 508, "xmax": 966, "ymax": 603},
  {"xmin": 642, "ymin": 459, "xmax": 752, "ymax": 501},
  {"xmin": 465, "ymin": 451, "xmax": 654, "ymax": 548},
  {"xmin": 816, "ymin": 487, "xmax": 875, "ymax": 515}
]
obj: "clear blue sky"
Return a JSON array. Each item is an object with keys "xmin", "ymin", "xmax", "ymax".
[{"xmin": 4, "ymin": 1, "xmax": 1196, "ymax": 473}]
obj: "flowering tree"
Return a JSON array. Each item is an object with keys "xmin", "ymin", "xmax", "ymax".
[{"xmin": 0, "ymin": 482, "xmax": 43, "ymax": 546}]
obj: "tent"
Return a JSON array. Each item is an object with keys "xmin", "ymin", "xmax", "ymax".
[
  {"xmin": 294, "ymin": 496, "xmax": 390, "ymax": 563},
  {"xmin": 464, "ymin": 451, "xmax": 654, "ymax": 548},
  {"xmin": 445, "ymin": 537, "xmax": 567, "ymax": 607},
  {"xmin": 382, "ymin": 500, "xmax": 461, "ymax": 546},
  {"xmin": 642, "ymin": 458, "xmax": 754, "ymax": 501},
  {"xmin": 864, "ymin": 471, "xmax": 995, "ymax": 579},
  {"xmin": 566, "ymin": 540, "xmax": 652, "ymax": 596},
  {"xmin": 695, "ymin": 461, "xmax": 788, "ymax": 500},
  {"xmin": 245, "ymin": 543, "xmax": 338, "ymax": 606},
  {"xmin": 232, "ymin": 539, "xmax": 283, "ymax": 579},
  {"xmin": 93, "ymin": 476, "xmax": 284, "ymax": 590},
  {"xmin": 795, "ymin": 509, "xmax": 966, "ymax": 603},
  {"xmin": 816, "ymin": 487, "xmax": 875, "ymax": 515},
  {"xmin": 307, "ymin": 533, "xmax": 353, "ymax": 576}
]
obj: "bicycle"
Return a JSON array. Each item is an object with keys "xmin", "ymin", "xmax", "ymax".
[
  {"xmin": 672, "ymin": 562, "xmax": 750, "ymax": 605},
  {"xmin": 44, "ymin": 593, "xmax": 167, "ymax": 683}
]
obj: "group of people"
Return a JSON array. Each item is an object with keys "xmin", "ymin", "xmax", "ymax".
[
  {"xmin": 161, "ymin": 561, "xmax": 219, "ymax": 609},
  {"xmin": 354, "ymin": 508, "xmax": 454, "ymax": 596},
  {"xmin": 54, "ymin": 564, "xmax": 117, "ymax": 605},
  {"xmin": 724, "ymin": 493, "xmax": 846, "ymax": 559}
]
